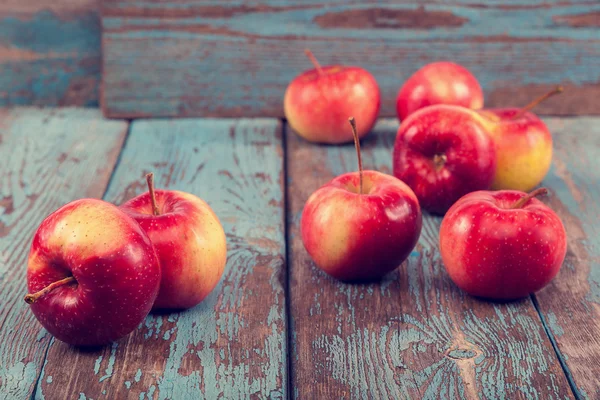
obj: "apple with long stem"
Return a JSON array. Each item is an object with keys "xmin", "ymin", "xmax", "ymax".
[
  {"xmin": 439, "ymin": 188, "xmax": 567, "ymax": 300},
  {"xmin": 120, "ymin": 173, "xmax": 227, "ymax": 310},
  {"xmin": 284, "ymin": 49, "xmax": 381, "ymax": 144},
  {"xmin": 478, "ymin": 86, "xmax": 563, "ymax": 192},
  {"xmin": 24, "ymin": 199, "xmax": 161, "ymax": 346},
  {"xmin": 301, "ymin": 117, "xmax": 422, "ymax": 281},
  {"xmin": 396, "ymin": 61, "xmax": 484, "ymax": 121}
]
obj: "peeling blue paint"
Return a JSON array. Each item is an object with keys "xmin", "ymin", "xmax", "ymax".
[
  {"xmin": 99, "ymin": 343, "xmax": 118, "ymax": 382},
  {"xmin": 0, "ymin": 9, "xmax": 100, "ymax": 106}
]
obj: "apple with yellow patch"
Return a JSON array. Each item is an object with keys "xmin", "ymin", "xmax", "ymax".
[
  {"xmin": 284, "ymin": 49, "xmax": 380, "ymax": 144},
  {"xmin": 301, "ymin": 118, "xmax": 422, "ymax": 281},
  {"xmin": 120, "ymin": 173, "xmax": 227, "ymax": 310},
  {"xmin": 24, "ymin": 199, "xmax": 161, "ymax": 346},
  {"xmin": 478, "ymin": 87, "xmax": 562, "ymax": 191}
]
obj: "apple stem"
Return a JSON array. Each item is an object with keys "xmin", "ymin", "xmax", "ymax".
[
  {"xmin": 24, "ymin": 276, "xmax": 76, "ymax": 304},
  {"xmin": 348, "ymin": 117, "xmax": 363, "ymax": 195},
  {"xmin": 512, "ymin": 86, "xmax": 564, "ymax": 120},
  {"xmin": 146, "ymin": 173, "xmax": 160, "ymax": 216},
  {"xmin": 304, "ymin": 49, "xmax": 324, "ymax": 76},
  {"xmin": 433, "ymin": 154, "xmax": 447, "ymax": 171},
  {"xmin": 510, "ymin": 187, "xmax": 549, "ymax": 209}
]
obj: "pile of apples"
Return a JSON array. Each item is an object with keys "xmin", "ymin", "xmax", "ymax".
[
  {"xmin": 23, "ymin": 174, "xmax": 227, "ymax": 346},
  {"xmin": 287, "ymin": 51, "xmax": 567, "ymax": 300}
]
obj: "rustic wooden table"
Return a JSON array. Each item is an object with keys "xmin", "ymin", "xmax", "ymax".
[{"xmin": 1, "ymin": 108, "xmax": 598, "ymax": 399}]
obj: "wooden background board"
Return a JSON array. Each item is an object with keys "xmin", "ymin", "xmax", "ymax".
[
  {"xmin": 0, "ymin": 108, "xmax": 127, "ymax": 398},
  {"xmin": 0, "ymin": 1, "xmax": 100, "ymax": 107},
  {"xmin": 102, "ymin": 0, "xmax": 600, "ymax": 118},
  {"xmin": 286, "ymin": 120, "xmax": 574, "ymax": 399},
  {"xmin": 532, "ymin": 118, "xmax": 600, "ymax": 399},
  {"xmin": 33, "ymin": 119, "xmax": 288, "ymax": 399}
]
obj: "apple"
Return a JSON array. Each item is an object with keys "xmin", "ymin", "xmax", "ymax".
[
  {"xmin": 393, "ymin": 104, "xmax": 496, "ymax": 215},
  {"xmin": 478, "ymin": 86, "xmax": 563, "ymax": 192},
  {"xmin": 284, "ymin": 49, "xmax": 380, "ymax": 144},
  {"xmin": 301, "ymin": 117, "xmax": 422, "ymax": 281},
  {"xmin": 120, "ymin": 173, "xmax": 227, "ymax": 310},
  {"xmin": 439, "ymin": 188, "xmax": 567, "ymax": 300},
  {"xmin": 24, "ymin": 199, "xmax": 161, "ymax": 346},
  {"xmin": 396, "ymin": 61, "xmax": 484, "ymax": 121}
]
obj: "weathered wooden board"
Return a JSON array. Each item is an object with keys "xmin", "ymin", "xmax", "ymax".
[
  {"xmin": 287, "ymin": 120, "xmax": 574, "ymax": 399},
  {"xmin": 532, "ymin": 118, "xmax": 600, "ymax": 399},
  {"xmin": 0, "ymin": 108, "xmax": 127, "ymax": 399},
  {"xmin": 0, "ymin": 1, "xmax": 100, "ymax": 107},
  {"xmin": 102, "ymin": 0, "xmax": 600, "ymax": 118},
  {"xmin": 34, "ymin": 119, "xmax": 287, "ymax": 399}
]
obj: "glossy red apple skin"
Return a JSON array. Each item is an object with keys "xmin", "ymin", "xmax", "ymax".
[
  {"xmin": 26, "ymin": 199, "xmax": 161, "ymax": 346},
  {"xmin": 121, "ymin": 190, "xmax": 227, "ymax": 310},
  {"xmin": 440, "ymin": 190, "xmax": 567, "ymax": 300},
  {"xmin": 478, "ymin": 108, "xmax": 552, "ymax": 191},
  {"xmin": 301, "ymin": 170, "xmax": 422, "ymax": 281},
  {"xmin": 393, "ymin": 105, "xmax": 496, "ymax": 215},
  {"xmin": 396, "ymin": 61, "xmax": 484, "ymax": 121},
  {"xmin": 284, "ymin": 65, "xmax": 380, "ymax": 144}
]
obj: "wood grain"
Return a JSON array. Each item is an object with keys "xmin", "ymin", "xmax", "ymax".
[
  {"xmin": 0, "ymin": 1, "xmax": 100, "ymax": 107},
  {"xmin": 35, "ymin": 119, "xmax": 288, "ymax": 399},
  {"xmin": 102, "ymin": 0, "xmax": 600, "ymax": 118},
  {"xmin": 0, "ymin": 108, "xmax": 127, "ymax": 399},
  {"xmin": 531, "ymin": 118, "xmax": 600, "ymax": 399},
  {"xmin": 286, "ymin": 119, "xmax": 574, "ymax": 399}
]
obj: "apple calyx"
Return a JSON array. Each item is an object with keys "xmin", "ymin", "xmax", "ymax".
[
  {"xmin": 433, "ymin": 154, "xmax": 447, "ymax": 171},
  {"xmin": 510, "ymin": 187, "xmax": 549, "ymax": 209},
  {"xmin": 348, "ymin": 117, "xmax": 364, "ymax": 195},
  {"xmin": 304, "ymin": 49, "xmax": 324, "ymax": 77},
  {"xmin": 512, "ymin": 86, "xmax": 564, "ymax": 120},
  {"xmin": 24, "ymin": 276, "xmax": 76, "ymax": 304},
  {"xmin": 146, "ymin": 172, "xmax": 160, "ymax": 216}
]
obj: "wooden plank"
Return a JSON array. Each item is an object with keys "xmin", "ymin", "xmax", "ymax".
[
  {"xmin": 531, "ymin": 117, "xmax": 600, "ymax": 399},
  {"xmin": 0, "ymin": 108, "xmax": 127, "ymax": 398},
  {"xmin": 102, "ymin": 0, "xmax": 600, "ymax": 118},
  {"xmin": 287, "ymin": 119, "xmax": 574, "ymax": 399},
  {"xmin": 35, "ymin": 119, "xmax": 287, "ymax": 399},
  {"xmin": 0, "ymin": 1, "xmax": 100, "ymax": 107}
]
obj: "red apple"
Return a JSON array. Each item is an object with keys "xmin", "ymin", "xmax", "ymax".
[
  {"xmin": 24, "ymin": 199, "xmax": 161, "ymax": 346},
  {"xmin": 439, "ymin": 188, "xmax": 567, "ymax": 300},
  {"xmin": 478, "ymin": 87, "xmax": 562, "ymax": 191},
  {"xmin": 301, "ymin": 118, "xmax": 422, "ymax": 281},
  {"xmin": 284, "ymin": 49, "xmax": 380, "ymax": 144},
  {"xmin": 120, "ymin": 174, "xmax": 227, "ymax": 310},
  {"xmin": 393, "ymin": 104, "xmax": 496, "ymax": 215},
  {"xmin": 396, "ymin": 61, "xmax": 484, "ymax": 121}
]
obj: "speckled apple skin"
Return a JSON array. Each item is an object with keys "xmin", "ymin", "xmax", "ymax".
[
  {"xmin": 478, "ymin": 108, "xmax": 553, "ymax": 192},
  {"xmin": 284, "ymin": 65, "xmax": 380, "ymax": 144},
  {"xmin": 439, "ymin": 190, "xmax": 567, "ymax": 300},
  {"xmin": 121, "ymin": 190, "xmax": 227, "ymax": 310},
  {"xmin": 26, "ymin": 199, "xmax": 161, "ymax": 346},
  {"xmin": 301, "ymin": 170, "xmax": 422, "ymax": 282},
  {"xmin": 393, "ymin": 104, "xmax": 496, "ymax": 215},
  {"xmin": 396, "ymin": 61, "xmax": 484, "ymax": 121}
]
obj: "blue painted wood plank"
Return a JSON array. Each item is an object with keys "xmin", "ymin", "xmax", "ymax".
[
  {"xmin": 102, "ymin": 0, "xmax": 600, "ymax": 118},
  {"xmin": 0, "ymin": 1, "xmax": 100, "ymax": 107},
  {"xmin": 531, "ymin": 117, "xmax": 600, "ymax": 399},
  {"xmin": 287, "ymin": 119, "xmax": 574, "ymax": 398},
  {"xmin": 35, "ymin": 119, "xmax": 287, "ymax": 399},
  {"xmin": 0, "ymin": 108, "xmax": 127, "ymax": 399}
]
